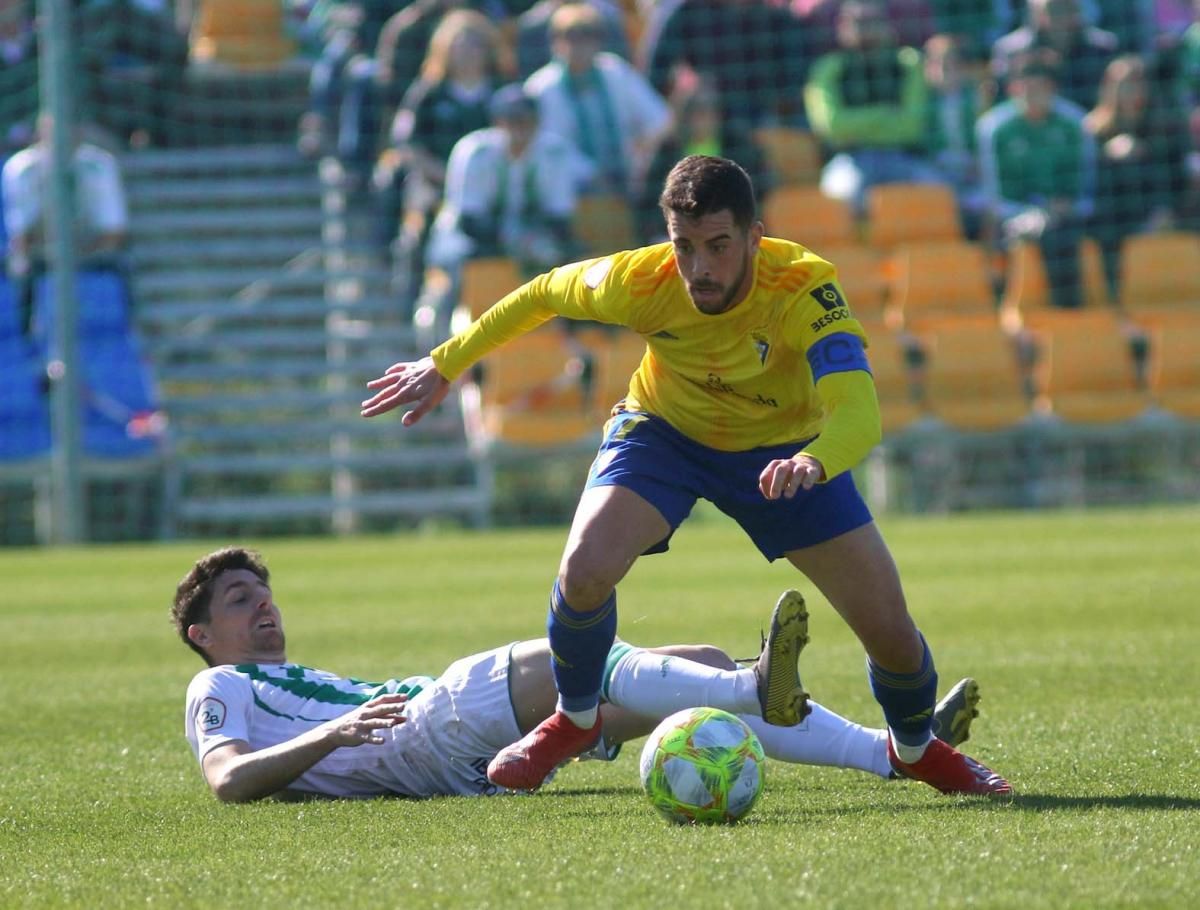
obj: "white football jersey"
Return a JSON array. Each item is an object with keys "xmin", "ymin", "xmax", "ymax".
[{"xmin": 184, "ymin": 663, "xmax": 434, "ymax": 798}]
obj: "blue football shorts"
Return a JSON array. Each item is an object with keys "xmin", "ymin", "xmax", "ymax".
[{"xmin": 584, "ymin": 408, "xmax": 874, "ymax": 561}]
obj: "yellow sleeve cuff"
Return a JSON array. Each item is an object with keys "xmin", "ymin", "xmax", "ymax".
[{"xmin": 797, "ymin": 370, "xmax": 882, "ymax": 481}]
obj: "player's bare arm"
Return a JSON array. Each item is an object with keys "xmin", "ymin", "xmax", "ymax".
[
  {"xmin": 200, "ymin": 694, "xmax": 409, "ymax": 802},
  {"xmin": 759, "ymin": 455, "xmax": 826, "ymax": 500},
  {"xmin": 360, "ymin": 357, "xmax": 451, "ymax": 424}
]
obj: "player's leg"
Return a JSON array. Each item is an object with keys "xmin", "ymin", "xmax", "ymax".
[
  {"xmin": 785, "ymin": 523, "xmax": 1011, "ymax": 796},
  {"xmin": 604, "ymin": 588, "xmax": 809, "ymax": 727},
  {"xmin": 488, "ymin": 411, "xmax": 700, "ymax": 791},
  {"xmin": 550, "ymin": 483, "xmax": 670, "ymax": 723},
  {"xmin": 603, "ymin": 642, "xmax": 891, "ymax": 777},
  {"xmin": 486, "ymin": 484, "xmax": 673, "ymax": 791}
]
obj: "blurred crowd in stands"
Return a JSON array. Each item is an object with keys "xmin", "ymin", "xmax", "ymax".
[
  {"xmin": 276, "ymin": 0, "xmax": 1200, "ymax": 334},
  {"xmin": 0, "ymin": 0, "xmax": 1198, "ymax": 381}
]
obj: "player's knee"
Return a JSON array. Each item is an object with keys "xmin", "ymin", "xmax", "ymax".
[
  {"xmin": 556, "ymin": 562, "xmax": 616, "ymax": 612},
  {"xmin": 683, "ymin": 644, "xmax": 737, "ymax": 671}
]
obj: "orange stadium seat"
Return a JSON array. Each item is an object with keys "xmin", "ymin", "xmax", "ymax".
[
  {"xmin": 866, "ymin": 183, "xmax": 963, "ymax": 251},
  {"xmin": 1148, "ymin": 312, "xmax": 1200, "ymax": 420},
  {"xmin": 468, "ymin": 328, "xmax": 596, "ymax": 447},
  {"xmin": 860, "ymin": 318, "xmax": 924, "ymax": 435},
  {"xmin": 190, "ymin": 0, "xmax": 296, "ymax": 68},
  {"xmin": 459, "ymin": 257, "xmax": 524, "ymax": 321},
  {"xmin": 574, "ymin": 194, "xmax": 637, "ymax": 257},
  {"xmin": 1118, "ymin": 231, "xmax": 1200, "ymax": 319},
  {"xmin": 1032, "ymin": 320, "xmax": 1149, "ymax": 423},
  {"xmin": 763, "ymin": 186, "xmax": 858, "ymax": 250},
  {"xmin": 1000, "ymin": 238, "xmax": 1109, "ymax": 331},
  {"xmin": 884, "ymin": 241, "xmax": 996, "ymax": 330},
  {"xmin": 753, "ymin": 126, "xmax": 824, "ymax": 186},
  {"xmin": 594, "ymin": 328, "xmax": 647, "ymax": 411},
  {"xmin": 819, "ymin": 245, "xmax": 886, "ymax": 322},
  {"xmin": 919, "ymin": 322, "xmax": 1029, "ymax": 431}
]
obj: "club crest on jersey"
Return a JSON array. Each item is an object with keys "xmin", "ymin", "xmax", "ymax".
[
  {"xmin": 752, "ymin": 334, "xmax": 770, "ymax": 365},
  {"xmin": 810, "ymin": 282, "xmax": 847, "ymax": 312},
  {"xmin": 197, "ymin": 697, "xmax": 227, "ymax": 732}
]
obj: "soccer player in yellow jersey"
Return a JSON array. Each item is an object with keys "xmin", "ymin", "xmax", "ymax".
[{"xmin": 361, "ymin": 155, "xmax": 1012, "ymax": 797}]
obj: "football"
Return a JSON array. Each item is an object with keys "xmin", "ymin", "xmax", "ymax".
[{"xmin": 638, "ymin": 706, "xmax": 766, "ymax": 825}]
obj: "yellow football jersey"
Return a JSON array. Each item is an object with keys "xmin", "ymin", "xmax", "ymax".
[{"xmin": 432, "ymin": 236, "xmax": 875, "ymax": 456}]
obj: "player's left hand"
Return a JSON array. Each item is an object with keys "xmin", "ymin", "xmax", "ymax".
[
  {"xmin": 759, "ymin": 455, "xmax": 825, "ymax": 500},
  {"xmin": 361, "ymin": 356, "xmax": 450, "ymax": 425}
]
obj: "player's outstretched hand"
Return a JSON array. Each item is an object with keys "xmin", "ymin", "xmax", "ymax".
[
  {"xmin": 361, "ymin": 357, "xmax": 451, "ymax": 425},
  {"xmin": 759, "ymin": 455, "xmax": 825, "ymax": 500},
  {"xmin": 324, "ymin": 693, "xmax": 408, "ymax": 747}
]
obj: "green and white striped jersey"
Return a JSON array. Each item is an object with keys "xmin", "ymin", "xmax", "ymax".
[{"xmin": 185, "ymin": 663, "xmax": 434, "ymax": 798}]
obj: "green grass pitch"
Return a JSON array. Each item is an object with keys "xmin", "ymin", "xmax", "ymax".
[{"xmin": 2, "ymin": 505, "xmax": 1198, "ymax": 908}]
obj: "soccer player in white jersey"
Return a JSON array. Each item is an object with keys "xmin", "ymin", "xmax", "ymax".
[{"xmin": 175, "ymin": 547, "xmax": 982, "ymax": 803}]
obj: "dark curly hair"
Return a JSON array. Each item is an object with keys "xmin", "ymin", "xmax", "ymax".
[
  {"xmin": 170, "ymin": 547, "xmax": 270, "ymax": 665},
  {"xmin": 659, "ymin": 155, "xmax": 758, "ymax": 232}
]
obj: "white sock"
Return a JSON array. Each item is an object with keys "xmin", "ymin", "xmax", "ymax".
[
  {"xmin": 603, "ymin": 648, "xmax": 760, "ymax": 717},
  {"xmin": 742, "ymin": 703, "xmax": 893, "ymax": 778},
  {"xmin": 889, "ymin": 730, "xmax": 935, "ymax": 764},
  {"xmin": 559, "ymin": 705, "xmax": 598, "ymax": 729}
]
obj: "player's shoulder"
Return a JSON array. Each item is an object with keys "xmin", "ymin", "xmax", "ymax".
[
  {"xmin": 2, "ymin": 145, "xmax": 39, "ymax": 177},
  {"xmin": 756, "ymin": 236, "xmax": 837, "ymax": 292},
  {"xmin": 454, "ymin": 126, "xmax": 505, "ymax": 157},
  {"xmin": 185, "ymin": 663, "xmax": 254, "ymax": 697},
  {"xmin": 560, "ymin": 242, "xmax": 676, "ymax": 309},
  {"xmin": 616, "ymin": 242, "xmax": 679, "ymax": 295}
]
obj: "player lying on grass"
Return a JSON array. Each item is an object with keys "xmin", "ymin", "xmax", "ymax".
[{"xmin": 173, "ymin": 547, "xmax": 983, "ymax": 803}]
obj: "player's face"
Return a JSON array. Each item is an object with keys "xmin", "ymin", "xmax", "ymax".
[
  {"xmin": 189, "ymin": 568, "xmax": 286, "ymax": 665},
  {"xmin": 666, "ymin": 209, "xmax": 763, "ymax": 315}
]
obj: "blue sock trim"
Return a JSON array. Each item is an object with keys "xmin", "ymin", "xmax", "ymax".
[
  {"xmin": 868, "ymin": 634, "xmax": 938, "ymax": 747},
  {"xmin": 547, "ymin": 582, "xmax": 617, "ymax": 712}
]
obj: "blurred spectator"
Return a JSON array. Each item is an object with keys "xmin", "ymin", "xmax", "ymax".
[
  {"xmin": 419, "ymin": 84, "xmax": 579, "ymax": 342},
  {"xmin": 2, "ymin": 115, "xmax": 129, "ymax": 336},
  {"xmin": 75, "ymin": 0, "xmax": 189, "ymax": 148},
  {"xmin": 0, "ymin": 0, "xmax": 37, "ymax": 156},
  {"xmin": 805, "ymin": 0, "xmax": 945, "ymax": 215},
  {"xmin": 640, "ymin": 0, "xmax": 810, "ymax": 130},
  {"xmin": 992, "ymin": 0, "xmax": 1119, "ymax": 110},
  {"xmin": 301, "ymin": 0, "xmax": 509, "ymax": 185},
  {"xmin": 1152, "ymin": 0, "xmax": 1195, "ymax": 43},
  {"xmin": 1178, "ymin": 0, "xmax": 1200, "ymax": 105},
  {"xmin": 1178, "ymin": 3, "xmax": 1200, "ymax": 228},
  {"xmin": 1084, "ymin": 53, "xmax": 1190, "ymax": 297},
  {"xmin": 978, "ymin": 51, "xmax": 1094, "ymax": 309},
  {"xmin": 516, "ymin": 0, "xmax": 630, "ymax": 79},
  {"xmin": 525, "ymin": 2, "xmax": 671, "ymax": 198},
  {"xmin": 924, "ymin": 0, "xmax": 1003, "ymax": 52},
  {"xmin": 923, "ymin": 33, "xmax": 997, "ymax": 235},
  {"xmin": 377, "ymin": 9, "xmax": 505, "ymax": 299},
  {"xmin": 375, "ymin": 0, "xmax": 509, "ymax": 122},
  {"xmin": 635, "ymin": 81, "xmax": 771, "ymax": 243},
  {"xmin": 299, "ymin": 3, "xmax": 375, "ymax": 167},
  {"xmin": 796, "ymin": 0, "xmax": 938, "ymax": 59}
]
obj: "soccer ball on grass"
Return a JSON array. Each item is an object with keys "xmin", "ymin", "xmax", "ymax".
[{"xmin": 639, "ymin": 706, "xmax": 765, "ymax": 825}]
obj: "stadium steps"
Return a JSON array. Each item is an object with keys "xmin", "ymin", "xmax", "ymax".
[{"xmin": 124, "ymin": 143, "xmax": 492, "ymax": 536}]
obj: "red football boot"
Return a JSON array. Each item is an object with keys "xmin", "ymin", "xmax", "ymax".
[
  {"xmin": 889, "ymin": 737, "xmax": 1013, "ymax": 797},
  {"xmin": 487, "ymin": 711, "xmax": 603, "ymax": 792}
]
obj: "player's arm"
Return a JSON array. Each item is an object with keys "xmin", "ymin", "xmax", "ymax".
[
  {"xmin": 761, "ymin": 277, "xmax": 882, "ymax": 499},
  {"xmin": 199, "ymin": 694, "xmax": 409, "ymax": 803},
  {"xmin": 360, "ymin": 256, "xmax": 622, "ymax": 421},
  {"xmin": 760, "ymin": 365, "xmax": 881, "ymax": 499}
]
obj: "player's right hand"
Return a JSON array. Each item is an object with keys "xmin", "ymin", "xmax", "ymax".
[
  {"xmin": 361, "ymin": 357, "xmax": 451, "ymax": 425},
  {"xmin": 326, "ymin": 693, "xmax": 408, "ymax": 747}
]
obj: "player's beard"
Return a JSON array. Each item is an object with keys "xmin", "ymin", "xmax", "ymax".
[{"xmin": 689, "ymin": 252, "xmax": 751, "ymax": 315}]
